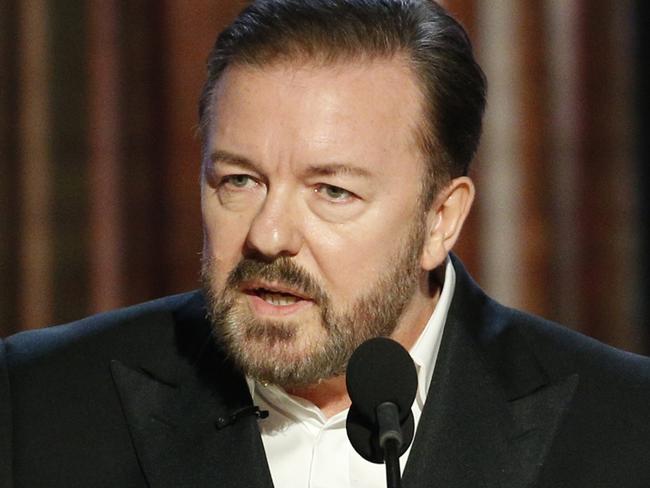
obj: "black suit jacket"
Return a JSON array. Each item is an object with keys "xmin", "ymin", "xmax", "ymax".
[{"xmin": 2, "ymin": 257, "xmax": 650, "ymax": 487}]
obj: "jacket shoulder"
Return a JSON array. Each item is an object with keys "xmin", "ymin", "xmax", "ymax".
[
  {"xmin": 502, "ymin": 304, "xmax": 650, "ymax": 384},
  {"xmin": 449, "ymin": 254, "xmax": 650, "ymax": 399},
  {"xmin": 3, "ymin": 291, "xmax": 202, "ymax": 370},
  {"xmin": 0, "ymin": 291, "xmax": 211, "ymax": 486}
]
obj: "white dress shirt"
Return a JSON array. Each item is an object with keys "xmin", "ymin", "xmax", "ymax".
[{"xmin": 247, "ymin": 259, "xmax": 456, "ymax": 488}]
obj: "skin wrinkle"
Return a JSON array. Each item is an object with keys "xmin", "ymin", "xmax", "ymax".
[{"xmin": 199, "ymin": 58, "xmax": 457, "ymax": 408}]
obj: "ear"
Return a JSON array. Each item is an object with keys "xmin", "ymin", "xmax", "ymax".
[{"xmin": 420, "ymin": 176, "xmax": 475, "ymax": 271}]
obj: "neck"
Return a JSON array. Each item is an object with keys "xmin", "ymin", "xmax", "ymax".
[
  {"xmin": 286, "ymin": 375, "xmax": 351, "ymax": 418},
  {"xmin": 390, "ymin": 275, "xmax": 440, "ymax": 353}
]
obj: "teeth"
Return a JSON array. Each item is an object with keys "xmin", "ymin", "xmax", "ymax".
[{"xmin": 259, "ymin": 292, "xmax": 300, "ymax": 306}]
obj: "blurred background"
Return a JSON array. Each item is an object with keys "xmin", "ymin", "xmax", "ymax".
[{"xmin": 0, "ymin": 0, "xmax": 648, "ymax": 354}]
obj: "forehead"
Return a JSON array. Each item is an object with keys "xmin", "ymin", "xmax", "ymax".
[{"xmin": 206, "ymin": 57, "xmax": 426, "ymax": 175}]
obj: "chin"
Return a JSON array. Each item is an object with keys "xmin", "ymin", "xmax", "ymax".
[{"xmin": 232, "ymin": 324, "xmax": 345, "ymax": 387}]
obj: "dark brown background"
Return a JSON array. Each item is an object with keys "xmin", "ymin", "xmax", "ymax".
[{"xmin": 1, "ymin": 0, "xmax": 648, "ymax": 355}]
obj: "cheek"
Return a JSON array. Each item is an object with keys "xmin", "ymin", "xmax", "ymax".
[
  {"xmin": 305, "ymin": 205, "xmax": 420, "ymax": 288},
  {"xmin": 303, "ymin": 219, "xmax": 389, "ymax": 293},
  {"xmin": 201, "ymin": 197, "xmax": 250, "ymax": 279},
  {"xmin": 201, "ymin": 238, "xmax": 238, "ymax": 296}
]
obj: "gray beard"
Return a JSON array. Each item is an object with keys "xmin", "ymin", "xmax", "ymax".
[{"xmin": 201, "ymin": 218, "xmax": 426, "ymax": 389}]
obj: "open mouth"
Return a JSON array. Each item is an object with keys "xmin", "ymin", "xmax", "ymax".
[
  {"xmin": 242, "ymin": 282, "xmax": 313, "ymax": 309},
  {"xmin": 252, "ymin": 289, "xmax": 303, "ymax": 306}
]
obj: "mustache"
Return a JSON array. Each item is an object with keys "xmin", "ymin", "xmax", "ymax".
[{"xmin": 226, "ymin": 257, "xmax": 327, "ymax": 303}]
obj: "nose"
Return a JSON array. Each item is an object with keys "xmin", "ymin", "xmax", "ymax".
[{"xmin": 244, "ymin": 187, "xmax": 303, "ymax": 260}]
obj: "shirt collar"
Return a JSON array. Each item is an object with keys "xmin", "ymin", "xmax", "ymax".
[
  {"xmin": 247, "ymin": 257, "xmax": 456, "ymax": 412},
  {"xmin": 409, "ymin": 257, "xmax": 455, "ymax": 408}
]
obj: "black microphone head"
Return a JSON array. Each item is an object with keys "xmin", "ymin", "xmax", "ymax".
[
  {"xmin": 347, "ymin": 404, "xmax": 414, "ymax": 463},
  {"xmin": 346, "ymin": 337, "xmax": 417, "ymax": 424},
  {"xmin": 345, "ymin": 337, "xmax": 418, "ymax": 463}
]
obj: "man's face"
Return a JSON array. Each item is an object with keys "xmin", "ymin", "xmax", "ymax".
[{"xmin": 201, "ymin": 58, "xmax": 435, "ymax": 387}]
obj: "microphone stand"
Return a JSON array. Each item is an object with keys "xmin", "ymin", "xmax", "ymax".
[
  {"xmin": 383, "ymin": 438, "xmax": 402, "ymax": 488},
  {"xmin": 377, "ymin": 402, "xmax": 404, "ymax": 488}
]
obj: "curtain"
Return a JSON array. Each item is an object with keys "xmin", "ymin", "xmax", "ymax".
[{"xmin": 1, "ymin": 0, "xmax": 647, "ymax": 354}]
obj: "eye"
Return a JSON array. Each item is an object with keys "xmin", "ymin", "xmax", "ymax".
[
  {"xmin": 315, "ymin": 184, "xmax": 354, "ymax": 202},
  {"xmin": 223, "ymin": 174, "xmax": 256, "ymax": 189}
]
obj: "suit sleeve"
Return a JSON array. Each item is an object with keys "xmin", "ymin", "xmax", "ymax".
[{"xmin": 0, "ymin": 338, "xmax": 13, "ymax": 487}]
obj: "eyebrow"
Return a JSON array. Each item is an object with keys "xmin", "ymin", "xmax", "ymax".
[
  {"xmin": 209, "ymin": 149, "xmax": 372, "ymax": 179},
  {"xmin": 303, "ymin": 163, "xmax": 372, "ymax": 179},
  {"xmin": 209, "ymin": 149, "xmax": 259, "ymax": 173}
]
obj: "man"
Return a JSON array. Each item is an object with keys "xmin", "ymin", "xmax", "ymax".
[{"xmin": 2, "ymin": 1, "xmax": 650, "ymax": 487}]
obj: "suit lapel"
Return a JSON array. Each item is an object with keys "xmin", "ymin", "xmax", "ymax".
[
  {"xmin": 403, "ymin": 257, "xmax": 578, "ymax": 488},
  {"xmin": 109, "ymin": 260, "xmax": 580, "ymax": 488},
  {"xmin": 110, "ymin": 294, "xmax": 274, "ymax": 488}
]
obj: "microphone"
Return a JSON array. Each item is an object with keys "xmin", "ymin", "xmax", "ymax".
[
  {"xmin": 346, "ymin": 337, "xmax": 418, "ymax": 488},
  {"xmin": 214, "ymin": 405, "xmax": 269, "ymax": 430}
]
